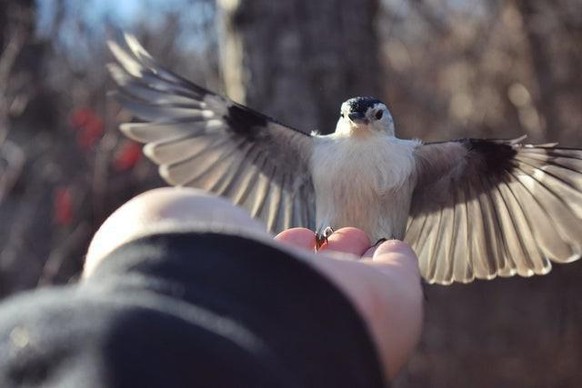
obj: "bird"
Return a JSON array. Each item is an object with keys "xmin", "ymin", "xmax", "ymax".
[{"xmin": 107, "ymin": 34, "xmax": 582, "ymax": 285}]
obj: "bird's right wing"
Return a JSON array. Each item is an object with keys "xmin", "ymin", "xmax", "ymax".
[
  {"xmin": 108, "ymin": 34, "xmax": 316, "ymax": 233},
  {"xmin": 406, "ymin": 138, "xmax": 582, "ymax": 285}
]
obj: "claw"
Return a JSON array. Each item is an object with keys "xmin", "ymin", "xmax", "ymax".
[
  {"xmin": 315, "ymin": 226, "xmax": 334, "ymax": 251},
  {"xmin": 315, "ymin": 234, "xmax": 327, "ymax": 250},
  {"xmin": 373, "ymin": 238, "xmax": 387, "ymax": 247}
]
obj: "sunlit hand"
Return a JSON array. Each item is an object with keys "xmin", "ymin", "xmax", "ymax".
[
  {"xmin": 84, "ymin": 188, "xmax": 423, "ymax": 380},
  {"xmin": 275, "ymin": 227, "xmax": 423, "ymax": 380}
]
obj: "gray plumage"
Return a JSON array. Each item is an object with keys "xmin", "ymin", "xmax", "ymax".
[{"xmin": 108, "ymin": 34, "xmax": 582, "ymax": 285}]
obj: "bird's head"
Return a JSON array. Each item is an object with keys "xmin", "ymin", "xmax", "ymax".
[{"xmin": 336, "ymin": 97, "xmax": 395, "ymax": 137}]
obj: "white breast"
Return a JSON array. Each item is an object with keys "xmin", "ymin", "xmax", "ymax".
[{"xmin": 310, "ymin": 134, "xmax": 420, "ymax": 241}]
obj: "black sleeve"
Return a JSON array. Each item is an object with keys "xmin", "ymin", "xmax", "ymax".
[{"xmin": 0, "ymin": 232, "xmax": 387, "ymax": 387}]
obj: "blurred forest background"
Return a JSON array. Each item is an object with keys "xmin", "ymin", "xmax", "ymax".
[{"xmin": 1, "ymin": 0, "xmax": 581, "ymax": 386}]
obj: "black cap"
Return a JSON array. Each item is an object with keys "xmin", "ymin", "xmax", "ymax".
[{"xmin": 345, "ymin": 97, "xmax": 384, "ymax": 113}]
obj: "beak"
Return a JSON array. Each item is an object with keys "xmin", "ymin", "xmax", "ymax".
[{"xmin": 348, "ymin": 112, "xmax": 368, "ymax": 125}]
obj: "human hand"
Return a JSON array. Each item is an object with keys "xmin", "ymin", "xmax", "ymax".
[
  {"xmin": 84, "ymin": 188, "xmax": 422, "ymax": 380},
  {"xmin": 275, "ymin": 228, "xmax": 423, "ymax": 380}
]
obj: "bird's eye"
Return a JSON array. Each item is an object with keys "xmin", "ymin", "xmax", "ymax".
[
  {"xmin": 340, "ymin": 113, "xmax": 345, "ymax": 118},
  {"xmin": 375, "ymin": 110, "xmax": 384, "ymax": 120}
]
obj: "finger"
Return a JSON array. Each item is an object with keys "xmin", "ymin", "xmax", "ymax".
[
  {"xmin": 274, "ymin": 228, "xmax": 316, "ymax": 251},
  {"xmin": 368, "ymin": 240, "xmax": 420, "ymax": 280},
  {"xmin": 358, "ymin": 240, "xmax": 423, "ymax": 379},
  {"xmin": 318, "ymin": 227, "xmax": 370, "ymax": 257}
]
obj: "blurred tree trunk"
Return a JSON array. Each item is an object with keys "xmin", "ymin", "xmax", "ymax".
[
  {"xmin": 0, "ymin": 0, "xmax": 64, "ymax": 296},
  {"xmin": 0, "ymin": 0, "xmax": 34, "ymax": 50},
  {"xmin": 514, "ymin": 0, "xmax": 559, "ymax": 139},
  {"xmin": 217, "ymin": 0, "xmax": 381, "ymax": 134}
]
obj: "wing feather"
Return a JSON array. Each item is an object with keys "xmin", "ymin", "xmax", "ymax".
[
  {"xmin": 408, "ymin": 138, "xmax": 582, "ymax": 284},
  {"xmin": 120, "ymin": 122, "xmax": 206, "ymax": 143},
  {"xmin": 465, "ymin": 183, "xmax": 494, "ymax": 280},
  {"xmin": 480, "ymin": 173, "xmax": 510, "ymax": 275},
  {"xmin": 453, "ymin": 185, "xmax": 474, "ymax": 282}
]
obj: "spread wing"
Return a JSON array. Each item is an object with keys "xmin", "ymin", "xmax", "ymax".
[
  {"xmin": 108, "ymin": 34, "xmax": 316, "ymax": 233},
  {"xmin": 406, "ymin": 137, "xmax": 582, "ymax": 285}
]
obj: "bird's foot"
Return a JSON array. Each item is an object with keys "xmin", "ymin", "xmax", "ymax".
[{"xmin": 315, "ymin": 226, "xmax": 335, "ymax": 251}]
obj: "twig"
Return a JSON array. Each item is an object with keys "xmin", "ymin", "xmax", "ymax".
[
  {"xmin": 0, "ymin": 31, "xmax": 27, "ymax": 144},
  {"xmin": 0, "ymin": 140, "xmax": 25, "ymax": 203},
  {"xmin": 38, "ymin": 222, "xmax": 92, "ymax": 286}
]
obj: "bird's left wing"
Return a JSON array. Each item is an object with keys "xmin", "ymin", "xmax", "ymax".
[
  {"xmin": 406, "ymin": 138, "xmax": 582, "ymax": 285},
  {"xmin": 107, "ymin": 34, "xmax": 316, "ymax": 233}
]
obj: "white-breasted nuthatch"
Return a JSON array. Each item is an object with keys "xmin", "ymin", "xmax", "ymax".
[{"xmin": 108, "ymin": 35, "xmax": 582, "ymax": 285}]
